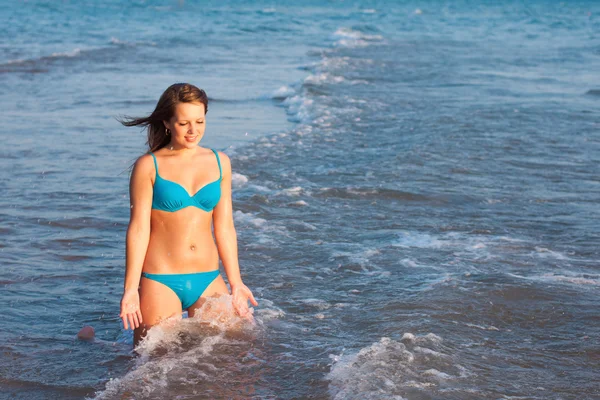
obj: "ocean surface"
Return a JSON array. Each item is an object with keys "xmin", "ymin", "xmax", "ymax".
[{"xmin": 1, "ymin": 0, "xmax": 599, "ymax": 399}]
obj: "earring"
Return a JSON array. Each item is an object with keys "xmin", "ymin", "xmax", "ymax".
[{"xmin": 166, "ymin": 128, "xmax": 170, "ymax": 136}]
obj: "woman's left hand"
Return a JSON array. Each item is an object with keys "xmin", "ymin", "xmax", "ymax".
[{"xmin": 231, "ymin": 283, "xmax": 258, "ymax": 319}]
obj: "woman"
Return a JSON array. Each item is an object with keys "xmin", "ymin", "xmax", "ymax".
[{"xmin": 118, "ymin": 83, "xmax": 258, "ymax": 345}]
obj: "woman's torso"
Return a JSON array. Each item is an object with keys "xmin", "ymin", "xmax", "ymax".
[{"xmin": 142, "ymin": 148, "xmax": 222, "ymax": 274}]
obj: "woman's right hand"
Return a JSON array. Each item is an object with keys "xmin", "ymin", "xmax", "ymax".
[
  {"xmin": 231, "ymin": 283, "xmax": 258, "ymax": 320},
  {"xmin": 120, "ymin": 289, "xmax": 143, "ymax": 330}
]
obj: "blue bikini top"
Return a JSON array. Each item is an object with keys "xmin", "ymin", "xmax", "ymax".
[{"xmin": 149, "ymin": 149, "xmax": 222, "ymax": 212}]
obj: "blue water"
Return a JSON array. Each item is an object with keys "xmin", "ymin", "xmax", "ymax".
[{"xmin": 1, "ymin": 1, "xmax": 599, "ymax": 399}]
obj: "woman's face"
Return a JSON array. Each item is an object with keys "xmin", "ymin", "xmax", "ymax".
[{"xmin": 164, "ymin": 102, "xmax": 206, "ymax": 149}]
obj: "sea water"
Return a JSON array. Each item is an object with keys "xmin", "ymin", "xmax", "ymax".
[{"xmin": 1, "ymin": 1, "xmax": 599, "ymax": 398}]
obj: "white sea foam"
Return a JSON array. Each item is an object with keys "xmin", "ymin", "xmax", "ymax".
[
  {"xmin": 327, "ymin": 334, "xmax": 466, "ymax": 399},
  {"xmin": 279, "ymin": 186, "xmax": 303, "ymax": 196},
  {"xmin": 393, "ymin": 231, "xmax": 446, "ymax": 249},
  {"xmin": 110, "ymin": 37, "xmax": 125, "ymax": 44},
  {"xmin": 401, "ymin": 258, "xmax": 419, "ymax": 268},
  {"xmin": 288, "ymin": 200, "xmax": 308, "ymax": 207},
  {"xmin": 304, "ymin": 73, "xmax": 345, "ymax": 85},
  {"xmin": 320, "ymin": 56, "xmax": 350, "ymax": 69},
  {"xmin": 233, "ymin": 210, "xmax": 288, "ymax": 246},
  {"xmin": 330, "ymin": 249, "xmax": 372, "ymax": 268},
  {"xmin": 423, "ymin": 369, "xmax": 451, "ymax": 379},
  {"xmin": 484, "ymin": 198, "xmax": 503, "ymax": 204},
  {"xmin": 93, "ymin": 296, "xmax": 258, "ymax": 399},
  {"xmin": 414, "ymin": 346, "xmax": 448, "ymax": 358},
  {"xmin": 288, "ymin": 219, "xmax": 317, "ymax": 231},
  {"xmin": 231, "ymin": 172, "xmax": 248, "ymax": 187},
  {"xmin": 464, "ymin": 323, "xmax": 500, "ymax": 331},
  {"xmin": 248, "ymin": 183, "xmax": 272, "ymax": 192},
  {"xmin": 333, "ymin": 27, "xmax": 383, "ymax": 41},
  {"xmin": 50, "ymin": 48, "xmax": 82, "ymax": 58},
  {"xmin": 391, "ymin": 231, "xmax": 568, "ymax": 265},
  {"xmin": 332, "ymin": 27, "xmax": 384, "ymax": 48},
  {"xmin": 283, "ymin": 95, "xmax": 314, "ymax": 123},
  {"xmin": 5, "ymin": 58, "xmax": 26, "ymax": 65},
  {"xmin": 255, "ymin": 307, "xmax": 286, "ymax": 322},
  {"xmin": 533, "ymin": 246, "xmax": 569, "ymax": 260},
  {"xmin": 271, "ymin": 85, "xmax": 296, "ymax": 99},
  {"xmin": 300, "ymin": 298, "xmax": 331, "ymax": 310},
  {"xmin": 508, "ymin": 272, "xmax": 600, "ymax": 286},
  {"xmin": 545, "ymin": 274, "xmax": 600, "ymax": 286},
  {"xmin": 329, "ymin": 246, "xmax": 393, "ymax": 278},
  {"xmin": 233, "ymin": 210, "xmax": 268, "ymax": 228}
]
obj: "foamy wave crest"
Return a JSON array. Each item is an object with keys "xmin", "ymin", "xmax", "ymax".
[
  {"xmin": 393, "ymin": 231, "xmax": 447, "ymax": 249},
  {"xmin": 333, "ymin": 27, "xmax": 383, "ymax": 48},
  {"xmin": 283, "ymin": 94, "xmax": 314, "ymax": 123},
  {"xmin": 392, "ymin": 231, "xmax": 515, "ymax": 257},
  {"xmin": 508, "ymin": 272, "xmax": 600, "ymax": 287},
  {"xmin": 253, "ymin": 298, "xmax": 286, "ymax": 323},
  {"xmin": 51, "ymin": 48, "xmax": 82, "ymax": 58},
  {"xmin": 271, "ymin": 85, "xmax": 296, "ymax": 99},
  {"xmin": 288, "ymin": 200, "xmax": 308, "ymax": 207},
  {"xmin": 233, "ymin": 210, "xmax": 289, "ymax": 246},
  {"xmin": 278, "ymin": 186, "xmax": 304, "ymax": 196},
  {"xmin": 3, "ymin": 48, "xmax": 82, "ymax": 68},
  {"xmin": 233, "ymin": 210, "xmax": 268, "ymax": 228},
  {"xmin": 304, "ymin": 73, "xmax": 345, "ymax": 85},
  {"xmin": 533, "ymin": 246, "xmax": 569, "ymax": 260},
  {"xmin": 327, "ymin": 334, "xmax": 468, "ymax": 399},
  {"xmin": 544, "ymin": 273, "xmax": 600, "ymax": 286},
  {"xmin": 232, "ymin": 172, "xmax": 249, "ymax": 188},
  {"xmin": 93, "ymin": 296, "xmax": 259, "ymax": 399}
]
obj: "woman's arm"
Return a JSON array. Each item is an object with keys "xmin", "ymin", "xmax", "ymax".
[
  {"xmin": 121, "ymin": 154, "xmax": 154, "ymax": 329},
  {"xmin": 213, "ymin": 151, "xmax": 258, "ymax": 315}
]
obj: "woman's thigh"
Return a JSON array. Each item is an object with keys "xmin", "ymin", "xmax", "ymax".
[
  {"xmin": 187, "ymin": 274, "xmax": 229, "ymax": 318},
  {"xmin": 136, "ymin": 277, "xmax": 182, "ymax": 330}
]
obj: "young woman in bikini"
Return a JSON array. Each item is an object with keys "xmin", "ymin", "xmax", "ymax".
[{"xmin": 118, "ymin": 83, "xmax": 258, "ymax": 345}]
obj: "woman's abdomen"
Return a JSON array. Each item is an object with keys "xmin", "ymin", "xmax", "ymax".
[{"xmin": 143, "ymin": 210, "xmax": 219, "ymax": 274}]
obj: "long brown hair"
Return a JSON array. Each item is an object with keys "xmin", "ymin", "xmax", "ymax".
[{"xmin": 118, "ymin": 83, "xmax": 209, "ymax": 152}]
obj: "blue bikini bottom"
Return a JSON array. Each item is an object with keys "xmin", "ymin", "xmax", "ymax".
[{"xmin": 142, "ymin": 270, "xmax": 220, "ymax": 310}]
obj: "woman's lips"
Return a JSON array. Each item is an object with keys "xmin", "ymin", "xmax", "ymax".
[{"xmin": 185, "ymin": 136, "xmax": 197, "ymax": 142}]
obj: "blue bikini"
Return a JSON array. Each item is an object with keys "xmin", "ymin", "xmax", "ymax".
[
  {"xmin": 142, "ymin": 270, "xmax": 221, "ymax": 310},
  {"xmin": 150, "ymin": 148, "xmax": 222, "ymax": 212},
  {"xmin": 141, "ymin": 149, "xmax": 223, "ymax": 310}
]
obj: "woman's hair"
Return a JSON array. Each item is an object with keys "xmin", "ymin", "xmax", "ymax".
[{"xmin": 118, "ymin": 83, "xmax": 209, "ymax": 152}]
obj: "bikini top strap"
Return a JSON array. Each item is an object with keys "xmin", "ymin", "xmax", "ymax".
[
  {"xmin": 149, "ymin": 152, "xmax": 158, "ymax": 177},
  {"xmin": 212, "ymin": 149, "xmax": 222, "ymax": 179}
]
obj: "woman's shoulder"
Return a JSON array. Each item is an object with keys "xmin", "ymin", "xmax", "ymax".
[
  {"xmin": 213, "ymin": 148, "xmax": 229, "ymax": 160},
  {"xmin": 136, "ymin": 152, "xmax": 155, "ymax": 166},
  {"xmin": 212, "ymin": 149, "xmax": 231, "ymax": 170},
  {"xmin": 131, "ymin": 153, "xmax": 156, "ymax": 176}
]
